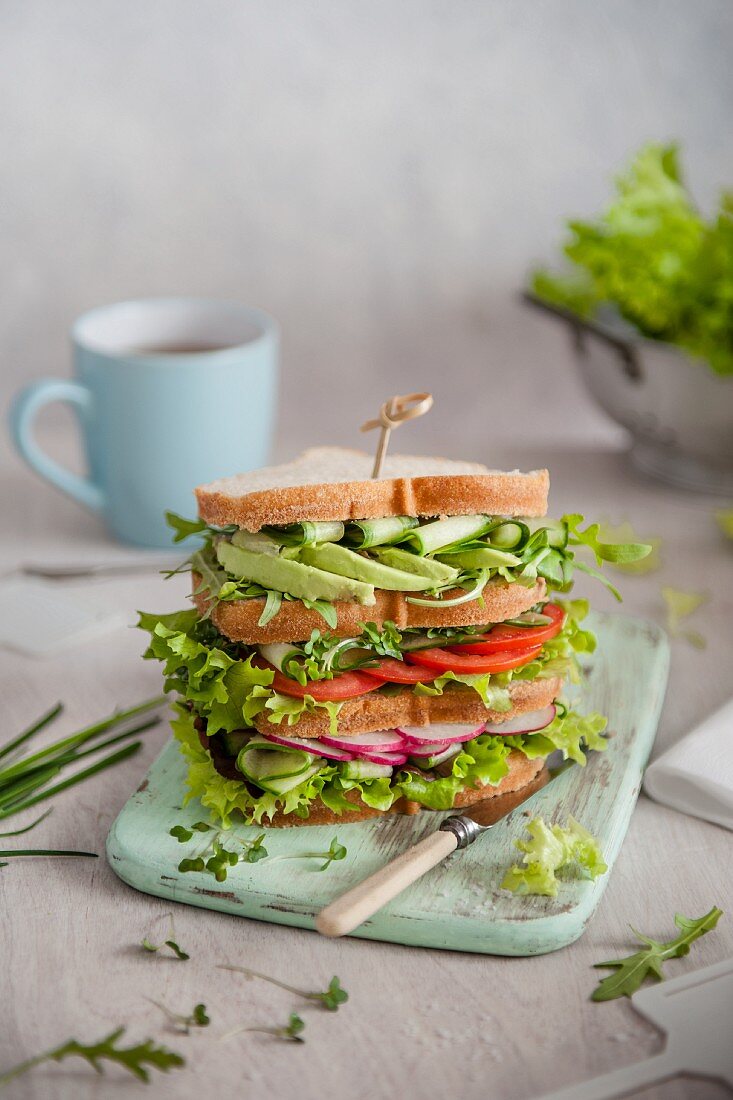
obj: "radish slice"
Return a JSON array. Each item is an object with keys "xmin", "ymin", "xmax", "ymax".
[
  {"xmin": 396, "ymin": 722, "xmax": 485, "ymax": 745},
  {"xmin": 351, "ymin": 749, "xmax": 407, "ymax": 766},
  {"xmin": 262, "ymin": 732, "xmax": 353, "ymax": 761},
  {"xmin": 482, "ymin": 705, "xmax": 556, "ymax": 736},
  {"xmin": 401, "ymin": 740, "xmax": 452, "ymax": 757},
  {"xmin": 320, "ymin": 729, "xmax": 405, "ymax": 753}
]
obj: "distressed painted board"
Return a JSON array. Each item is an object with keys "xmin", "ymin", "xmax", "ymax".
[{"xmin": 106, "ymin": 611, "xmax": 669, "ymax": 956}]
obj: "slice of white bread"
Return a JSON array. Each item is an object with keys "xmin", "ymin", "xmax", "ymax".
[
  {"xmin": 252, "ymin": 675, "xmax": 562, "ymax": 739},
  {"xmin": 196, "ymin": 447, "xmax": 549, "ymax": 530},
  {"xmin": 194, "ymin": 575, "xmax": 547, "ymax": 643}
]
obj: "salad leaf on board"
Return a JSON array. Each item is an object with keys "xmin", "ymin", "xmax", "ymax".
[{"xmin": 502, "ymin": 815, "xmax": 607, "ymax": 896}]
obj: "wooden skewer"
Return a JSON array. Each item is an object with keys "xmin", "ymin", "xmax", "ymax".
[{"xmin": 360, "ymin": 392, "xmax": 433, "ymax": 478}]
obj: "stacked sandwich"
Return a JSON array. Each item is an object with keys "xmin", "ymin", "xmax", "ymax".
[{"xmin": 140, "ymin": 448, "xmax": 649, "ymax": 826}]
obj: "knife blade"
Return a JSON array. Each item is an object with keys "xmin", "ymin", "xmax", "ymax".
[{"xmin": 315, "ymin": 755, "xmax": 576, "ymax": 938}]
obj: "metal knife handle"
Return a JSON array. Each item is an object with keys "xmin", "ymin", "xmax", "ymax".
[{"xmin": 315, "ymin": 829, "xmax": 458, "ymax": 938}]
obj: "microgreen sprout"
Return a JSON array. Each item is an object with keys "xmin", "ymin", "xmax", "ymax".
[
  {"xmin": 148, "ymin": 1000, "xmax": 210, "ymax": 1034},
  {"xmin": 218, "ymin": 966, "xmax": 348, "ymax": 1012},
  {"xmin": 294, "ymin": 835, "xmax": 347, "ymax": 872},
  {"xmin": 243, "ymin": 1013, "xmax": 305, "ymax": 1043},
  {"xmin": 141, "ymin": 915, "xmax": 189, "ymax": 960},
  {"xmin": 173, "ymin": 823, "xmax": 268, "ymax": 882}
]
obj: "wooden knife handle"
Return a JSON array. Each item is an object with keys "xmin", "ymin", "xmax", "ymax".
[{"xmin": 315, "ymin": 829, "xmax": 458, "ymax": 938}]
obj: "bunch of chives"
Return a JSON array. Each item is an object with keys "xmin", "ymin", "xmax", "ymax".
[{"xmin": 0, "ymin": 696, "xmax": 165, "ymax": 822}]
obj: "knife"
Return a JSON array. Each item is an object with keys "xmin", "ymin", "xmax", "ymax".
[{"xmin": 315, "ymin": 757, "xmax": 575, "ymax": 938}]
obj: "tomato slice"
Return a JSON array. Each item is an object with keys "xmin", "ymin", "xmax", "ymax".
[
  {"xmin": 361, "ymin": 657, "xmax": 437, "ymax": 684},
  {"xmin": 403, "ymin": 645, "xmax": 543, "ymax": 674},
  {"xmin": 255, "ymin": 659, "xmax": 384, "ymax": 701},
  {"xmin": 448, "ymin": 603, "xmax": 566, "ymax": 654}
]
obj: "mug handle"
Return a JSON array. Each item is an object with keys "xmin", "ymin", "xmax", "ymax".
[{"xmin": 9, "ymin": 379, "xmax": 105, "ymax": 513}]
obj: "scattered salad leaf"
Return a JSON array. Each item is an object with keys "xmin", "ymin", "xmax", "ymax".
[
  {"xmin": 592, "ymin": 907, "xmax": 723, "ymax": 1001},
  {"xmin": 170, "ymin": 826, "xmax": 193, "ymax": 843},
  {"xmin": 218, "ymin": 965, "xmax": 349, "ymax": 1012},
  {"xmin": 716, "ymin": 508, "xmax": 733, "ymax": 540},
  {"xmin": 502, "ymin": 815, "xmax": 607, "ymax": 897},
  {"xmin": 0, "ymin": 1027, "xmax": 185, "ymax": 1087},
  {"xmin": 661, "ymin": 586, "xmax": 709, "ymax": 649},
  {"xmin": 148, "ymin": 1000, "xmax": 209, "ymax": 1034}
]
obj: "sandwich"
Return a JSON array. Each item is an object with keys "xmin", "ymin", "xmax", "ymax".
[{"xmin": 139, "ymin": 447, "xmax": 650, "ymax": 827}]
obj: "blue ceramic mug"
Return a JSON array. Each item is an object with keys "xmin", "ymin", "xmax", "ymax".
[{"xmin": 9, "ymin": 297, "xmax": 278, "ymax": 547}]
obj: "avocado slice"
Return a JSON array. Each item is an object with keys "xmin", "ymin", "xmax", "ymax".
[
  {"xmin": 217, "ymin": 541, "xmax": 376, "ymax": 605},
  {"xmin": 371, "ymin": 546, "xmax": 460, "ymax": 584},
  {"xmin": 298, "ymin": 543, "xmax": 435, "ymax": 591}
]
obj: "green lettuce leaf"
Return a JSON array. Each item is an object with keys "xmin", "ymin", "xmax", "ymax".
[
  {"xmin": 502, "ymin": 814, "xmax": 608, "ymax": 896},
  {"xmin": 530, "ymin": 142, "xmax": 733, "ymax": 377},
  {"xmin": 413, "ymin": 670, "xmax": 511, "ymax": 711}
]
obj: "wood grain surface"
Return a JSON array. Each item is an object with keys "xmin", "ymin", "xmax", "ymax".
[{"xmin": 1, "ymin": 440, "xmax": 732, "ymax": 1100}]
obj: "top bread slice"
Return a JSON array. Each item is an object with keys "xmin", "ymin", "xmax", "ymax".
[{"xmin": 196, "ymin": 447, "xmax": 549, "ymax": 530}]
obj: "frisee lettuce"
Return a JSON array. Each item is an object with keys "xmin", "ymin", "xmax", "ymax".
[
  {"xmin": 501, "ymin": 815, "xmax": 608, "ymax": 896},
  {"xmin": 531, "ymin": 142, "xmax": 733, "ymax": 376}
]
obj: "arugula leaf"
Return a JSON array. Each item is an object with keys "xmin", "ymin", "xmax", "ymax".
[
  {"xmin": 166, "ymin": 511, "xmax": 208, "ymax": 543},
  {"xmin": 592, "ymin": 907, "xmax": 723, "ymax": 1001},
  {"xmin": 0, "ymin": 1027, "xmax": 184, "ymax": 1086},
  {"xmin": 502, "ymin": 815, "xmax": 608, "ymax": 896}
]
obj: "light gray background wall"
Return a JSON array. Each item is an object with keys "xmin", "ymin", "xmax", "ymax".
[{"xmin": 2, "ymin": 0, "xmax": 732, "ymax": 461}]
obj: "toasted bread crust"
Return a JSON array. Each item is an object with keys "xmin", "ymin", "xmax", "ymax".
[
  {"xmin": 252, "ymin": 675, "xmax": 562, "ymax": 738},
  {"xmin": 196, "ymin": 463, "xmax": 549, "ymax": 530},
  {"xmin": 193, "ymin": 576, "xmax": 547, "ymax": 643}
]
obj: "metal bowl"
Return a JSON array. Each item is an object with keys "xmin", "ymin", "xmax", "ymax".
[{"xmin": 524, "ymin": 294, "xmax": 733, "ymax": 495}]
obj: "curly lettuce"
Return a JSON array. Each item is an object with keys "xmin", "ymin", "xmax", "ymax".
[
  {"xmin": 501, "ymin": 815, "xmax": 608, "ymax": 896},
  {"xmin": 531, "ymin": 142, "xmax": 733, "ymax": 377}
]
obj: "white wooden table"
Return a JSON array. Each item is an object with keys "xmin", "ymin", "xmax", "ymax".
[{"xmin": 1, "ymin": 436, "xmax": 732, "ymax": 1100}]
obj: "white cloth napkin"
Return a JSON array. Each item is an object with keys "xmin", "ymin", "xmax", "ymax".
[{"xmin": 644, "ymin": 697, "xmax": 733, "ymax": 831}]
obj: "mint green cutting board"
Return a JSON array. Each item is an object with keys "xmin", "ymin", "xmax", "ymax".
[{"xmin": 107, "ymin": 612, "xmax": 669, "ymax": 956}]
